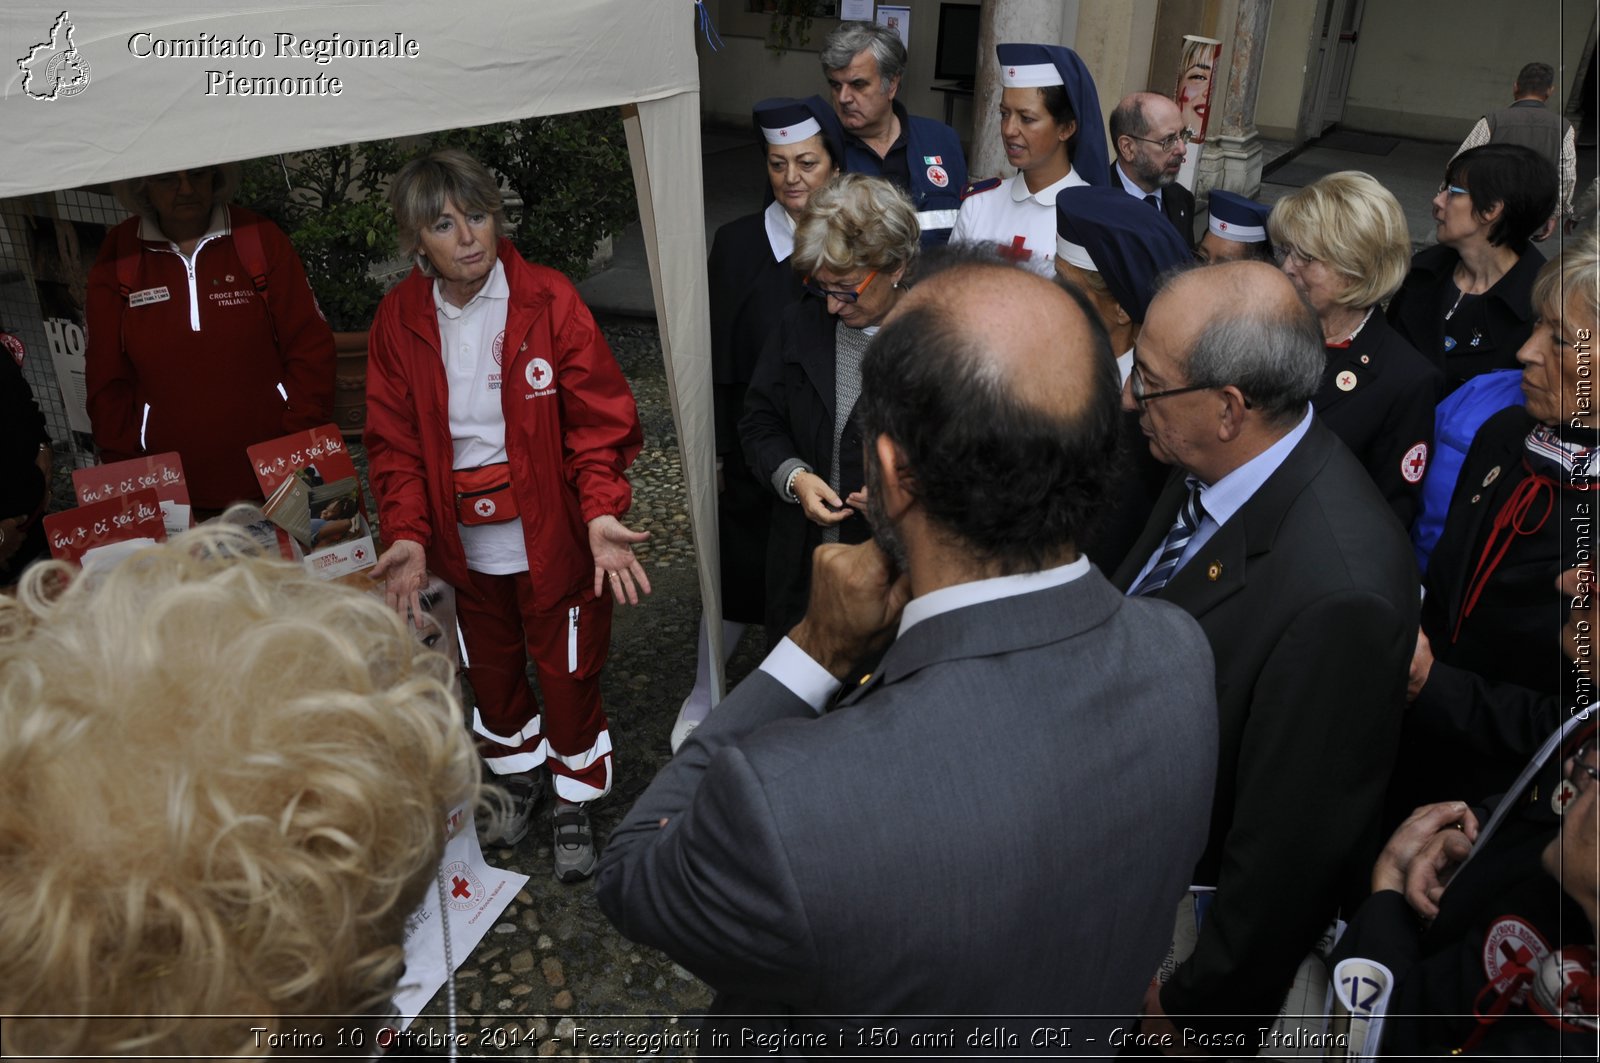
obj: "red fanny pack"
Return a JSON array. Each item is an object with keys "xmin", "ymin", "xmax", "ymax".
[{"xmin": 453, "ymin": 463, "xmax": 519, "ymax": 526}]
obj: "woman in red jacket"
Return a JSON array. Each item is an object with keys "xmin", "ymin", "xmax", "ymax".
[{"xmin": 366, "ymin": 149, "xmax": 648, "ymax": 882}]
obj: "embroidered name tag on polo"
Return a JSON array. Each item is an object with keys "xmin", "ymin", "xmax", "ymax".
[{"xmin": 128, "ymin": 287, "xmax": 170, "ymax": 307}]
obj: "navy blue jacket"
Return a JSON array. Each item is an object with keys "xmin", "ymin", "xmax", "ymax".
[{"xmin": 842, "ymin": 100, "xmax": 966, "ymax": 246}]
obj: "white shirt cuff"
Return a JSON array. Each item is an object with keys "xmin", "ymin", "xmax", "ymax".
[{"xmin": 758, "ymin": 636, "xmax": 843, "ymax": 714}]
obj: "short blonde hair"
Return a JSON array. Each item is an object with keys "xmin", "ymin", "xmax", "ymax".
[
  {"xmin": 1268, "ymin": 170, "xmax": 1411, "ymax": 308},
  {"xmin": 0, "ymin": 524, "xmax": 478, "ymax": 1059},
  {"xmin": 389, "ymin": 148, "xmax": 507, "ymax": 275},
  {"xmin": 793, "ymin": 172, "xmax": 921, "ymax": 278},
  {"xmin": 1532, "ymin": 226, "xmax": 1600, "ymax": 323}
]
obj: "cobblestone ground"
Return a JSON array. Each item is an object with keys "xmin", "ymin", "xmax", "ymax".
[
  {"xmin": 40, "ymin": 319, "xmax": 749, "ymax": 1056},
  {"xmin": 388, "ymin": 320, "xmax": 764, "ymax": 1057}
]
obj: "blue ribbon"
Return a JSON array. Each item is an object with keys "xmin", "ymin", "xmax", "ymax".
[{"xmin": 696, "ymin": 0, "xmax": 725, "ymax": 52}]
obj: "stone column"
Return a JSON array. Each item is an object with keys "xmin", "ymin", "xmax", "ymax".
[
  {"xmin": 1196, "ymin": 0, "xmax": 1271, "ymax": 198},
  {"xmin": 972, "ymin": 0, "xmax": 1074, "ymax": 181}
]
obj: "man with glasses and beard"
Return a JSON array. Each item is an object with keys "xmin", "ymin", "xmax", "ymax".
[
  {"xmin": 598, "ymin": 251, "xmax": 1218, "ymax": 1047},
  {"xmin": 1109, "ymin": 92, "xmax": 1197, "ymax": 250}
]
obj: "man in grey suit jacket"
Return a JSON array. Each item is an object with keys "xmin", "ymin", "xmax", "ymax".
[
  {"xmin": 598, "ymin": 254, "xmax": 1219, "ymax": 1052},
  {"xmin": 1114, "ymin": 262, "xmax": 1419, "ymax": 1049}
]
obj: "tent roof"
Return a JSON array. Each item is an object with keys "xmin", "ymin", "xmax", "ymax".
[{"xmin": 0, "ymin": 0, "xmax": 699, "ymax": 197}]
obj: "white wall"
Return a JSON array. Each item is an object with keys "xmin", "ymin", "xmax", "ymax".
[
  {"xmin": 1341, "ymin": 0, "xmax": 1593, "ymax": 140},
  {"xmin": 1254, "ymin": 0, "xmax": 1319, "ymax": 140}
]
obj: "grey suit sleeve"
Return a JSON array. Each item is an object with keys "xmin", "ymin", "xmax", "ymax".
[{"xmin": 596, "ymin": 671, "xmax": 822, "ymax": 999}]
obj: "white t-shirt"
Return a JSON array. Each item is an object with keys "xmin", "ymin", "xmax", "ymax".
[{"xmin": 434, "ymin": 259, "xmax": 528, "ymax": 574}]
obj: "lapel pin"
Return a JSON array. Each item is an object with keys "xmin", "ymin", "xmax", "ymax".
[
  {"xmin": 1336, "ymin": 370, "xmax": 1357, "ymax": 391},
  {"xmin": 1207, "ymin": 561, "xmax": 1222, "ymax": 581},
  {"xmin": 1482, "ymin": 465, "xmax": 1501, "ymax": 487},
  {"xmin": 858, "ymin": 673, "xmax": 872, "ymax": 686},
  {"xmin": 1359, "ymin": 354, "xmax": 1370, "ymax": 364}
]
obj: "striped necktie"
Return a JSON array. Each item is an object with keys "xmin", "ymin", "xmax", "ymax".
[{"xmin": 1132, "ymin": 478, "xmax": 1206, "ymax": 596}]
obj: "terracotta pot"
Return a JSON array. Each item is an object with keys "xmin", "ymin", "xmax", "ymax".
[{"xmin": 332, "ymin": 329, "xmax": 370, "ymax": 439}]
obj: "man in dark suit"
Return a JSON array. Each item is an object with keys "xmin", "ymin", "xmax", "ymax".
[
  {"xmin": 1109, "ymin": 92, "xmax": 1196, "ymax": 249},
  {"xmin": 599, "ymin": 253, "xmax": 1219, "ymax": 1049},
  {"xmin": 1113, "ymin": 261, "xmax": 1419, "ymax": 1047}
]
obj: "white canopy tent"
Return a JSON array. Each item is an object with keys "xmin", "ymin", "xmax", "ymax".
[{"xmin": 0, "ymin": 0, "xmax": 726, "ymax": 692}]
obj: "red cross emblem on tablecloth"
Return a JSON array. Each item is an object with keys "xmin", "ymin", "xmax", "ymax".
[
  {"xmin": 451, "ymin": 875, "xmax": 472, "ymax": 899},
  {"xmin": 998, "ymin": 235, "xmax": 1030, "ymax": 263}
]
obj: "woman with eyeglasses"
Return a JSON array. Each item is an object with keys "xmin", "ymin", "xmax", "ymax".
[
  {"xmin": 948, "ymin": 43, "xmax": 1108, "ymax": 276},
  {"xmin": 672, "ymin": 96, "xmax": 845, "ymax": 751},
  {"xmin": 1269, "ymin": 171, "xmax": 1443, "ymax": 530},
  {"xmin": 1397, "ymin": 228, "xmax": 1600, "ymax": 814},
  {"xmin": 1386, "ymin": 144, "xmax": 1558, "ymax": 394},
  {"xmin": 86, "ymin": 164, "xmax": 335, "ymax": 513},
  {"xmin": 739, "ymin": 173, "xmax": 920, "ymax": 646}
]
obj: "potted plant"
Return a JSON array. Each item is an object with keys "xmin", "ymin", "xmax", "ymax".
[{"xmin": 240, "ymin": 140, "xmax": 405, "ymax": 436}]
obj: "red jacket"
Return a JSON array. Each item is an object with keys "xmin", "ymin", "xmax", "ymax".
[
  {"xmin": 365, "ymin": 240, "xmax": 642, "ymax": 609},
  {"xmin": 85, "ymin": 206, "xmax": 335, "ymax": 508}
]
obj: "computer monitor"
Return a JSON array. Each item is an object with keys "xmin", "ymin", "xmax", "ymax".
[{"xmin": 933, "ymin": 3, "xmax": 981, "ymax": 88}]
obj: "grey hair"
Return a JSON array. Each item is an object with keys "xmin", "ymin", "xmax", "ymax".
[
  {"xmin": 820, "ymin": 21, "xmax": 906, "ymax": 87},
  {"xmin": 388, "ymin": 148, "xmax": 506, "ymax": 276},
  {"xmin": 1186, "ymin": 287, "xmax": 1325, "ymax": 424},
  {"xmin": 792, "ymin": 173, "xmax": 921, "ymax": 277},
  {"xmin": 111, "ymin": 163, "xmax": 241, "ymax": 224}
]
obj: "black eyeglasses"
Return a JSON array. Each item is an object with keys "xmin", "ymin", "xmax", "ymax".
[
  {"xmin": 1129, "ymin": 362, "xmax": 1213, "ymax": 405},
  {"xmin": 802, "ymin": 269, "xmax": 879, "ymax": 303},
  {"xmin": 1125, "ymin": 128, "xmax": 1196, "ymax": 153}
]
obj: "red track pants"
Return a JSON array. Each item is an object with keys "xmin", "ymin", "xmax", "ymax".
[{"xmin": 456, "ymin": 569, "xmax": 613, "ymax": 803}]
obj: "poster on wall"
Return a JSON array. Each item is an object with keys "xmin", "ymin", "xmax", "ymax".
[
  {"xmin": 27, "ymin": 213, "xmax": 106, "ymax": 434},
  {"xmin": 840, "ymin": 0, "xmax": 874, "ymax": 21},
  {"xmin": 1174, "ymin": 35, "xmax": 1221, "ymax": 192},
  {"xmin": 874, "ymin": 5, "xmax": 909, "ymax": 48}
]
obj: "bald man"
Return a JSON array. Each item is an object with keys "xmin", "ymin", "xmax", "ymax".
[
  {"xmin": 1109, "ymin": 92, "xmax": 1197, "ymax": 248},
  {"xmin": 1113, "ymin": 262, "xmax": 1419, "ymax": 1050},
  {"xmin": 600, "ymin": 250, "xmax": 1218, "ymax": 1045}
]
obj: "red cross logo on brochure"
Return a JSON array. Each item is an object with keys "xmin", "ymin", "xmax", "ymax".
[
  {"xmin": 451, "ymin": 876, "xmax": 472, "ymax": 899},
  {"xmin": 353, "ymin": 547, "xmax": 367, "ymax": 561}
]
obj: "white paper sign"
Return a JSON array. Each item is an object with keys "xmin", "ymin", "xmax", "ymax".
[
  {"xmin": 391, "ymin": 806, "xmax": 529, "ymax": 1029},
  {"xmin": 841, "ymin": 0, "xmax": 874, "ymax": 20}
]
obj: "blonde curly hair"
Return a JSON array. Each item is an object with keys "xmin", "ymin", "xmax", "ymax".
[
  {"xmin": 792, "ymin": 172, "xmax": 921, "ymax": 278},
  {"xmin": 0, "ymin": 523, "xmax": 479, "ymax": 1059}
]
